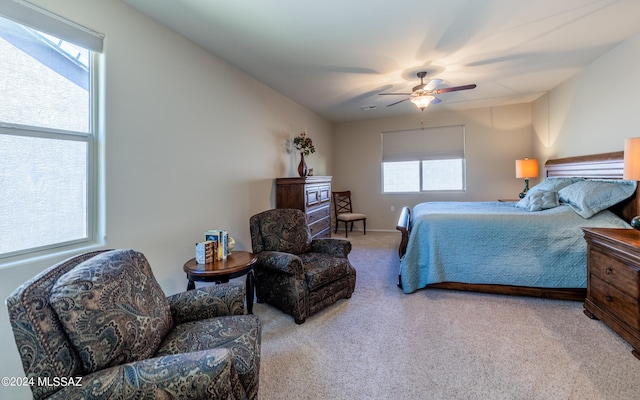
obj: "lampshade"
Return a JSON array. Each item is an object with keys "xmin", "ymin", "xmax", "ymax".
[
  {"xmin": 411, "ymin": 95, "xmax": 434, "ymax": 110},
  {"xmin": 624, "ymin": 137, "xmax": 640, "ymax": 180},
  {"xmin": 515, "ymin": 158, "xmax": 539, "ymax": 179}
]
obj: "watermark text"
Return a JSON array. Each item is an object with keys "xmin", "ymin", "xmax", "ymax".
[{"xmin": 1, "ymin": 376, "xmax": 82, "ymax": 387}]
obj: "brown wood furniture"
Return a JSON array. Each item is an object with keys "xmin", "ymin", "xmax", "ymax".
[
  {"xmin": 396, "ymin": 151, "xmax": 639, "ymax": 300},
  {"xmin": 183, "ymin": 250, "xmax": 257, "ymax": 313},
  {"xmin": 583, "ymin": 227, "xmax": 640, "ymax": 360},
  {"xmin": 275, "ymin": 176, "xmax": 332, "ymax": 239},
  {"xmin": 332, "ymin": 190, "xmax": 366, "ymax": 237}
]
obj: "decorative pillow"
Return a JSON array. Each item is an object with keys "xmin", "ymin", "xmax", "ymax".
[
  {"xmin": 558, "ymin": 179, "xmax": 638, "ymax": 218},
  {"xmin": 516, "ymin": 177, "xmax": 583, "ymax": 210},
  {"xmin": 520, "ymin": 190, "xmax": 559, "ymax": 212},
  {"xmin": 50, "ymin": 249, "xmax": 173, "ymax": 373}
]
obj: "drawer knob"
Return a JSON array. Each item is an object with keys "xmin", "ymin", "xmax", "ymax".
[
  {"xmin": 605, "ymin": 267, "xmax": 613, "ymax": 275},
  {"xmin": 605, "ymin": 295, "xmax": 613, "ymax": 302}
]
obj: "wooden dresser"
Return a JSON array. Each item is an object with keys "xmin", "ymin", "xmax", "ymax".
[
  {"xmin": 583, "ymin": 227, "xmax": 640, "ymax": 360},
  {"xmin": 275, "ymin": 176, "xmax": 332, "ymax": 239}
]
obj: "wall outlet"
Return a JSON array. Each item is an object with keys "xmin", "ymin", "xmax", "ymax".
[{"xmin": 390, "ymin": 205, "xmax": 395, "ymax": 212}]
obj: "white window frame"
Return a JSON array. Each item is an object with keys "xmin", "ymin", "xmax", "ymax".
[{"xmin": 0, "ymin": 2, "xmax": 103, "ymax": 260}]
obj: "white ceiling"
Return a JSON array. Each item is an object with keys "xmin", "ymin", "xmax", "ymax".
[{"xmin": 124, "ymin": 0, "xmax": 640, "ymax": 122}]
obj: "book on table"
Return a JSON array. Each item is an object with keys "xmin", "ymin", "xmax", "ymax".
[{"xmin": 205, "ymin": 229, "xmax": 228, "ymax": 260}]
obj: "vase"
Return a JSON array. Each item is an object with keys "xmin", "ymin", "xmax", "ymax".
[{"xmin": 297, "ymin": 152, "xmax": 308, "ymax": 177}]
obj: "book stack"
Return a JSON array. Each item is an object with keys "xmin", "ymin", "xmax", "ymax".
[
  {"xmin": 195, "ymin": 241, "xmax": 217, "ymax": 264},
  {"xmin": 204, "ymin": 230, "xmax": 228, "ymax": 260}
]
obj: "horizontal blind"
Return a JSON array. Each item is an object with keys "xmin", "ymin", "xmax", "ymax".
[
  {"xmin": 382, "ymin": 125, "xmax": 465, "ymax": 162},
  {"xmin": 0, "ymin": 0, "xmax": 103, "ymax": 52}
]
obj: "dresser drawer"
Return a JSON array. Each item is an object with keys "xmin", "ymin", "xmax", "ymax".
[
  {"xmin": 307, "ymin": 205, "xmax": 330, "ymax": 225},
  {"xmin": 305, "ymin": 184, "xmax": 331, "ymax": 208},
  {"xmin": 590, "ymin": 248, "xmax": 640, "ymax": 298},
  {"xmin": 590, "ymin": 274, "xmax": 640, "ymax": 330},
  {"xmin": 308, "ymin": 217, "xmax": 330, "ymax": 238}
]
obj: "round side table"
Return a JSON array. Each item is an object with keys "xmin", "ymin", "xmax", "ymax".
[{"xmin": 183, "ymin": 251, "xmax": 257, "ymax": 314}]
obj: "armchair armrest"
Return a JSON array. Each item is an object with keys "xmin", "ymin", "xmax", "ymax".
[
  {"xmin": 49, "ymin": 349, "xmax": 245, "ymax": 400},
  {"xmin": 167, "ymin": 282, "xmax": 245, "ymax": 324},
  {"xmin": 255, "ymin": 251, "xmax": 304, "ymax": 278},
  {"xmin": 311, "ymin": 238, "xmax": 352, "ymax": 257}
]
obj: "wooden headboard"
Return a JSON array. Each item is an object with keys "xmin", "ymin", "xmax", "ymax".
[{"xmin": 545, "ymin": 151, "xmax": 638, "ymax": 223}]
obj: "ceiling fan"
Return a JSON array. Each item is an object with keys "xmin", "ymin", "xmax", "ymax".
[{"xmin": 379, "ymin": 71, "xmax": 477, "ymax": 110}]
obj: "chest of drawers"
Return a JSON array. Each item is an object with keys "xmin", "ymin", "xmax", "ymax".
[
  {"xmin": 583, "ymin": 227, "xmax": 640, "ymax": 360},
  {"xmin": 275, "ymin": 176, "xmax": 332, "ymax": 239}
]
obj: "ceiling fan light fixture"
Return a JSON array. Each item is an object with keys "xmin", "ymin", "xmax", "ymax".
[{"xmin": 411, "ymin": 95, "xmax": 434, "ymax": 110}]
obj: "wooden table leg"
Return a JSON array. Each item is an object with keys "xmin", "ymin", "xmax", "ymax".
[
  {"xmin": 246, "ymin": 270, "xmax": 254, "ymax": 314},
  {"xmin": 187, "ymin": 280, "xmax": 195, "ymax": 291}
]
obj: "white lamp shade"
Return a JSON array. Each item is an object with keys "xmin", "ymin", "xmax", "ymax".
[
  {"xmin": 411, "ymin": 95, "xmax": 434, "ymax": 110},
  {"xmin": 624, "ymin": 137, "xmax": 640, "ymax": 180},
  {"xmin": 515, "ymin": 158, "xmax": 539, "ymax": 179}
]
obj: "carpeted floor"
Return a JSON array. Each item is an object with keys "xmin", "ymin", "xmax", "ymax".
[{"xmin": 255, "ymin": 231, "xmax": 640, "ymax": 399}]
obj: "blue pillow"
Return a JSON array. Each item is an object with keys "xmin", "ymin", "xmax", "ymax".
[
  {"xmin": 516, "ymin": 177, "xmax": 583, "ymax": 210},
  {"xmin": 521, "ymin": 190, "xmax": 559, "ymax": 212},
  {"xmin": 558, "ymin": 179, "xmax": 637, "ymax": 218}
]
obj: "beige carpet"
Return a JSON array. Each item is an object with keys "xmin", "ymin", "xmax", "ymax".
[{"xmin": 255, "ymin": 232, "xmax": 640, "ymax": 399}]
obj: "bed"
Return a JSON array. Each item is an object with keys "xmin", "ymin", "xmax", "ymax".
[{"xmin": 396, "ymin": 151, "xmax": 640, "ymax": 300}]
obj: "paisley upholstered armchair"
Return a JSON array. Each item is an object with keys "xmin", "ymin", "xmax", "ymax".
[
  {"xmin": 6, "ymin": 249, "xmax": 261, "ymax": 400},
  {"xmin": 250, "ymin": 208, "xmax": 356, "ymax": 324}
]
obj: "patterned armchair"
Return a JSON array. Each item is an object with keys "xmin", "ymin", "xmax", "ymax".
[
  {"xmin": 250, "ymin": 208, "xmax": 356, "ymax": 324},
  {"xmin": 6, "ymin": 249, "xmax": 261, "ymax": 400}
]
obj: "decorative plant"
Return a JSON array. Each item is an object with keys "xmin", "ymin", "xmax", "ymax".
[{"xmin": 293, "ymin": 131, "xmax": 315, "ymax": 156}]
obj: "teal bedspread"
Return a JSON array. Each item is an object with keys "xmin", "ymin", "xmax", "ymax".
[{"xmin": 400, "ymin": 202, "xmax": 630, "ymax": 294}]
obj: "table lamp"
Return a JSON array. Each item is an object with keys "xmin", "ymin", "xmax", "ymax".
[
  {"xmin": 624, "ymin": 137, "xmax": 640, "ymax": 229},
  {"xmin": 515, "ymin": 158, "xmax": 539, "ymax": 198}
]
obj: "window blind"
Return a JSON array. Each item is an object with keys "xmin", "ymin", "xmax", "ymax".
[
  {"xmin": 381, "ymin": 125, "xmax": 465, "ymax": 162},
  {"xmin": 0, "ymin": 0, "xmax": 103, "ymax": 52}
]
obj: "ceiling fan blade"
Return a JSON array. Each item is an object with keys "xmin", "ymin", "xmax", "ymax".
[
  {"xmin": 424, "ymin": 79, "xmax": 443, "ymax": 92},
  {"xmin": 379, "ymin": 92, "xmax": 412, "ymax": 96},
  {"xmin": 431, "ymin": 97, "xmax": 442, "ymax": 104},
  {"xmin": 434, "ymin": 84, "xmax": 477, "ymax": 94},
  {"xmin": 386, "ymin": 98, "xmax": 411, "ymax": 107}
]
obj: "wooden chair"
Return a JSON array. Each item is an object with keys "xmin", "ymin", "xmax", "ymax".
[{"xmin": 332, "ymin": 191, "xmax": 366, "ymax": 237}]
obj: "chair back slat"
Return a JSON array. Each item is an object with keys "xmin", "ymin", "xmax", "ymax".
[{"xmin": 332, "ymin": 191, "xmax": 353, "ymax": 215}]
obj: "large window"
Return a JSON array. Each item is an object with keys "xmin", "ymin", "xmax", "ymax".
[
  {"xmin": 0, "ymin": 4, "xmax": 103, "ymax": 258},
  {"xmin": 382, "ymin": 126, "xmax": 466, "ymax": 193}
]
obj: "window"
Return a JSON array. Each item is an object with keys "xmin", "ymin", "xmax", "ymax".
[
  {"xmin": 382, "ymin": 126, "xmax": 466, "ymax": 193},
  {"xmin": 0, "ymin": 3, "xmax": 103, "ymax": 258},
  {"xmin": 422, "ymin": 158, "xmax": 464, "ymax": 190}
]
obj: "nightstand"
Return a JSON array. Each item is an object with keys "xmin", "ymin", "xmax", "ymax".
[{"xmin": 582, "ymin": 228, "xmax": 640, "ymax": 360}]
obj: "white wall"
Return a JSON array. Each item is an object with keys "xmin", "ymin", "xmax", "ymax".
[
  {"xmin": 534, "ymin": 33, "xmax": 640, "ymax": 161},
  {"xmin": 332, "ymin": 103, "xmax": 535, "ymax": 230},
  {"xmin": 0, "ymin": 1, "xmax": 332, "ymax": 398}
]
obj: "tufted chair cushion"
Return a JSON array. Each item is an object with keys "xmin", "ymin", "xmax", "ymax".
[
  {"xmin": 49, "ymin": 249, "xmax": 173, "ymax": 373},
  {"xmin": 250, "ymin": 208, "xmax": 312, "ymax": 254},
  {"xmin": 156, "ymin": 314, "xmax": 261, "ymax": 400},
  {"xmin": 299, "ymin": 252, "xmax": 352, "ymax": 291}
]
